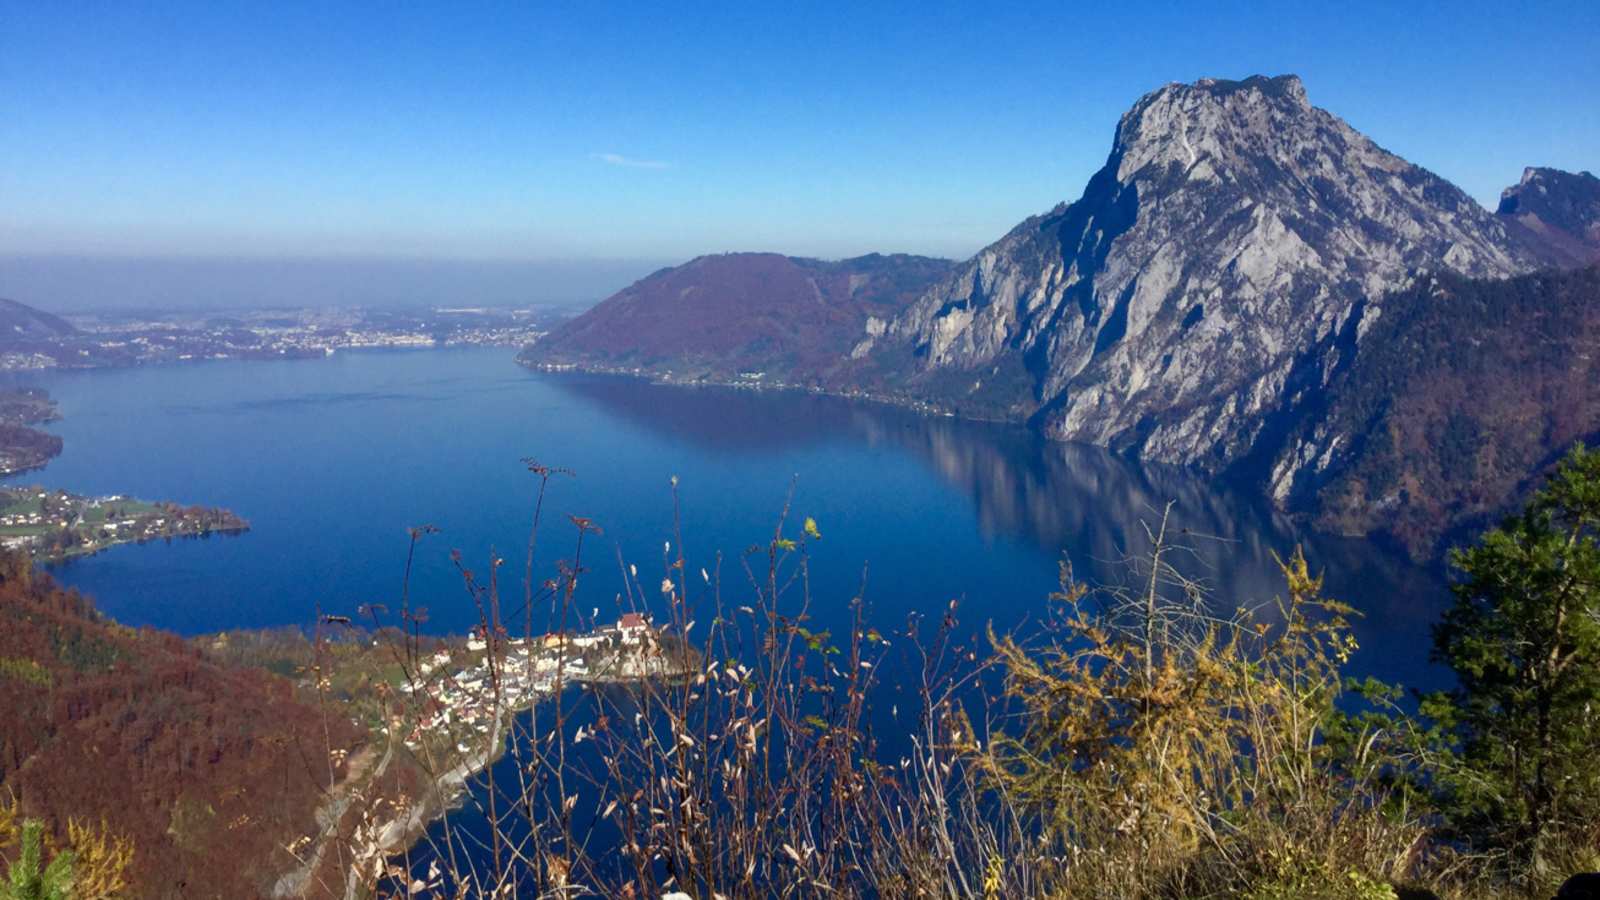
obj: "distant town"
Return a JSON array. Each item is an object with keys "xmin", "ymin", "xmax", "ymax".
[{"xmin": 0, "ymin": 303, "xmax": 568, "ymax": 371}]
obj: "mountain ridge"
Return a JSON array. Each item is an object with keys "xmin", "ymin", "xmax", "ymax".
[{"xmin": 1497, "ymin": 166, "xmax": 1600, "ymax": 266}]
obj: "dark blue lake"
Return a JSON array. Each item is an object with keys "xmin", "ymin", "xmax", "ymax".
[{"xmin": 5, "ymin": 346, "xmax": 1449, "ymax": 690}]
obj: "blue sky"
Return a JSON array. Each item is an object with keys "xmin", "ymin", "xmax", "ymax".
[{"xmin": 1, "ymin": 1, "xmax": 1596, "ymax": 307}]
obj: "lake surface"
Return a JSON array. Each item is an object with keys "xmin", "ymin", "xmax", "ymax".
[{"xmin": 6, "ymin": 346, "xmax": 1450, "ymax": 689}]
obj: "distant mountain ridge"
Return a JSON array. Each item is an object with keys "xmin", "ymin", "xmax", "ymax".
[
  {"xmin": 520, "ymin": 252, "xmax": 954, "ymax": 383},
  {"xmin": 0, "ymin": 298, "xmax": 75, "ymax": 341},
  {"xmin": 1497, "ymin": 166, "xmax": 1600, "ymax": 266}
]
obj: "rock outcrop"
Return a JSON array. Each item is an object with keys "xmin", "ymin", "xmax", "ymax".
[{"xmin": 1498, "ymin": 166, "xmax": 1600, "ymax": 266}]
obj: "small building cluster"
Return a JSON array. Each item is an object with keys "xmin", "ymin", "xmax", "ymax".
[{"xmin": 397, "ymin": 615, "xmax": 661, "ymax": 755}]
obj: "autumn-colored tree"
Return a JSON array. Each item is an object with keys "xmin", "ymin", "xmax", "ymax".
[{"xmin": 983, "ymin": 523, "xmax": 1420, "ymax": 898}]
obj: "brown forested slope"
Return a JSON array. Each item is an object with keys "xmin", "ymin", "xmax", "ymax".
[
  {"xmin": 1275, "ymin": 265, "xmax": 1600, "ymax": 557},
  {"xmin": 521, "ymin": 252, "xmax": 953, "ymax": 383},
  {"xmin": 0, "ymin": 553, "xmax": 365, "ymax": 898}
]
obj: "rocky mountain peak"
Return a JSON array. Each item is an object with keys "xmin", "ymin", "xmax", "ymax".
[
  {"xmin": 857, "ymin": 74, "xmax": 1541, "ymax": 473},
  {"xmin": 1496, "ymin": 166, "xmax": 1600, "ymax": 264},
  {"xmin": 1111, "ymin": 75, "xmax": 1320, "ymax": 183},
  {"xmin": 1114, "ymin": 75, "xmax": 1310, "ymax": 175},
  {"xmin": 1499, "ymin": 166, "xmax": 1600, "ymax": 212}
]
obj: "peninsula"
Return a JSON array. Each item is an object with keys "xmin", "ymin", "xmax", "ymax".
[
  {"xmin": 0, "ymin": 388, "xmax": 63, "ymax": 476},
  {"xmin": 0, "ymin": 388, "xmax": 250, "ymax": 560},
  {"xmin": 0, "ymin": 485, "xmax": 249, "ymax": 560},
  {"xmin": 229, "ymin": 615, "xmax": 696, "ymax": 898}
]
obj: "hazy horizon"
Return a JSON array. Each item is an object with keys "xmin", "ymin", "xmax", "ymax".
[
  {"xmin": 4, "ymin": 2, "xmax": 1595, "ymax": 312},
  {"xmin": 0, "ymin": 255, "xmax": 689, "ymax": 312}
]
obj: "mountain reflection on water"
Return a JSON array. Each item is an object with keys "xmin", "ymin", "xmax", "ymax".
[
  {"xmin": 406, "ymin": 368, "xmax": 1454, "ymax": 888},
  {"xmin": 549, "ymin": 373, "xmax": 1450, "ymax": 690}
]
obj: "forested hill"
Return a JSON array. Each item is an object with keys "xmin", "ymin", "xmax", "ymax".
[
  {"xmin": 0, "ymin": 553, "xmax": 365, "ymax": 898},
  {"xmin": 1265, "ymin": 264, "xmax": 1600, "ymax": 557},
  {"xmin": 520, "ymin": 252, "xmax": 954, "ymax": 384},
  {"xmin": 0, "ymin": 388, "xmax": 62, "ymax": 476},
  {"xmin": 0, "ymin": 298, "xmax": 75, "ymax": 341}
]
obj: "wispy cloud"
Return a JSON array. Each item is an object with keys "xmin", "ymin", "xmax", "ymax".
[{"xmin": 591, "ymin": 152, "xmax": 672, "ymax": 170}]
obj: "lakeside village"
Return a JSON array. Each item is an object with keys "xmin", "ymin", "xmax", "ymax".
[
  {"xmin": 0, "ymin": 485, "xmax": 249, "ymax": 560},
  {"xmin": 523, "ymin": 359, "xmax": 960, "ymax": 418},
  {"xmin": 396, "ymin": 612, "xmax": 687, "ymax": 760},
  {"xmin": 263, "ymin": 612, "xmax": 695, "ymax": 897}
]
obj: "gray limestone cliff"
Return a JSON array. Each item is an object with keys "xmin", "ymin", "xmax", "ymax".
[{"xmin": 852, "ymin": 75, "xmax": 1540, "ymax": 482}]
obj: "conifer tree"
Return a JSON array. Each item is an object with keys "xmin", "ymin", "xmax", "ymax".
[
  {"xmin": 2, "ymin": 820, "xmax": 75, "ymax": 900},
  {"xmin": 1427, "ymin": 445, "xmax": 1600, "ymax": 867}
]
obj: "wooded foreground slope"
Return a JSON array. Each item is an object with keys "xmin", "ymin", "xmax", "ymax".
[{"xmin": 0, "ymin": 554, "xmax": 364, "ymax": 898}]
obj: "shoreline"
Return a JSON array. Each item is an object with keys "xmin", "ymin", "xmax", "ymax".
[
  {"xmin": 515, "ymin": 356, "xmax": 1027, "ymax": 427},
  {"xmin": 0, "ymin": 484, "xmax": 250, "ymax": 563},
  {"xmin": 281, "ymin": 629, "xmax": 697, "ymax": 899},
  {"xmin": 38, "ymin": 523, "xmax": 251, "ymax": 563}
]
